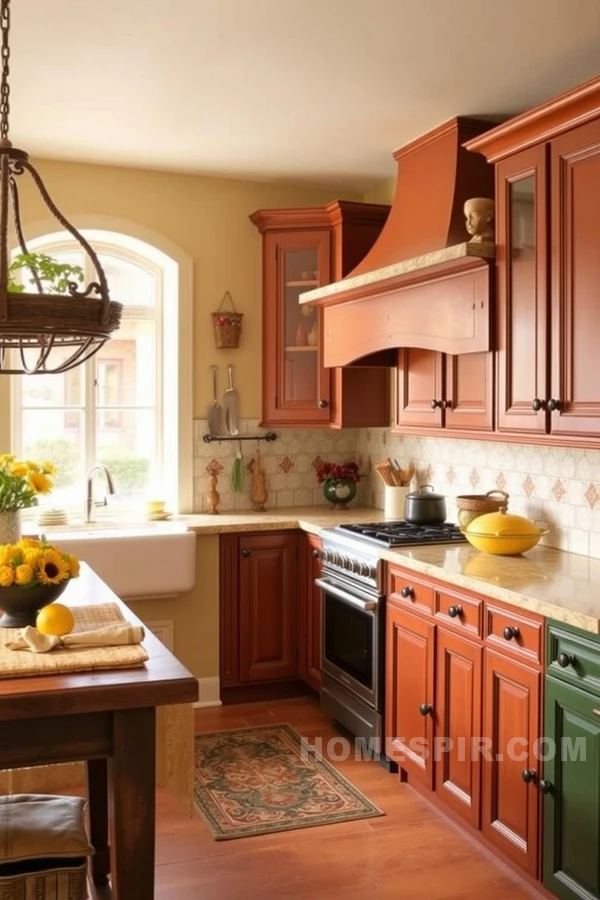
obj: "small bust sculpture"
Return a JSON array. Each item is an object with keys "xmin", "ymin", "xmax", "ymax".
[{"xmin": 464, "ymin": 197, "xmax": 495, "ymax": 243}]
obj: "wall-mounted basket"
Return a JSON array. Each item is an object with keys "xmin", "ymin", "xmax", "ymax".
[{"xmin": 212, "ymin": 291, "xmax": 243, "ymax": 349}]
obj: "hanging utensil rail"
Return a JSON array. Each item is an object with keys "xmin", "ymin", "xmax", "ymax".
[{"xmin": 203, "ymin": 432, "xmax": 277, "ymax": 443}]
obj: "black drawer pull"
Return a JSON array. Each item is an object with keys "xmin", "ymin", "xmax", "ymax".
[
  {"xmin": 401, "ymin": 586, "xmax": 414, "ymax": 599},
  {"xmin": 241, "ymin": 548, "xmax": 251, "ymax": 557},
  {"xmin": 419, "ymin": 703, "xmax": 433, "ymax": 717},
  {"xmin": 447, "ymin": 605, "xmax": 462, "ymax": 619},
  {"xmin": 503, "ymin": 626, "xmax": 520, "ymax": 641},
  {"xmin": 522, "ymin": 769, "xmax": 536, "ymax": 784},
  {"xmin": 557, "ymin": 652, "xmax": 575, "ymax": 668},
  {"xmin": 538, "ymin": 779, "xmax": 553, "ymax": 794}
]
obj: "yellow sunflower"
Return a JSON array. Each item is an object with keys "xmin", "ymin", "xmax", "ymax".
[
  {"xmin": 22, "ymin": 548, "xmax": 42, "ymax": 568},
  {"xmin": 41, "ymin": 460, "xmax": 57, "ymax": 475},
  {"xmin": 0, "ymin": 544, "xmax": 20, "ymax": 565},
  {"xmin": 65, "ymin": 554, "xmax": 80, "ymax": 578},
  {"xmin": 0, "ymin": 453, "xmax": 15, "ymax": 465},
  {"xmin": 15, "ymin": 564, "xmax": 34, "ymax": 586},
  {"xmin": 37, "ymin": 549, "xmax": 70, "ymax": 585},
  {"xmin": 0, "ymin": 564, "xmax": 14, "ymax": 587},
  {"xmin": 10, "ymin": 461, "xmax": 29, "ymax": 478},
  {"xmin": 27, "ymin": 472, "xmax": 53, "ymax": 494},
  {"xmin": 18, "ymin": 537, "xmax": 40, "ymax": 550}
]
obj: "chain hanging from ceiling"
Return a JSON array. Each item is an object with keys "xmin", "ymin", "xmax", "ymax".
[{"xmin": 0, "ymin": 0, "xmax": 122, "ymax": 374}]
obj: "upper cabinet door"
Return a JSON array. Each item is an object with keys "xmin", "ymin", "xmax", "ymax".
[
  {"xmin": 395, "ymin": 348, "xmax": 443, "ymax": 429},
  {"xmin": 444, "ymin": 352, "xmax": 494, "ymax": 432},
  {"xmin": 263, "ymin": 230, "xmax": 332, "ymax": 426},
  {"xmin": 550, "ymin": 119, "xmax": 600, "ymax": 438},
  {"xmin": 496, "ymin": 147, "xmax": 548, "ymax": 434}
]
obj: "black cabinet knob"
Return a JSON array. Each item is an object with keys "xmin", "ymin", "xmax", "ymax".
[
  {"xmin": 522, "ymin": 769, "xmax": 536, "ymax": 784},
  {"xmin": 538, "ymin": 779, "xmax": 553, "ymax": 794},
  {"xmin": 547, "ymin": 398, "xmax": 561, "ymax": 412},
  {"xmin": 430, "ymin": 399, "xmax": 441, "ymax": 409},
  {"xmin": 557, "ymin": 652, "xmax": 575, "ymax": 668},
  {"xmin": 318, "ymin": 399, "xmax": 329, "ymax": 409},
  {"xmin": 447, "ymin": 605, "xmax": 463, "ymax": 619},
  {"xmin": 241, "ymin": 548, "xmax": 251, "ymax": 557},
  {"xmin": 531, "ymin": 398, "xmax": 546, "ymax": 412},
  {"xmin": 503, "ymin": 626, "xmax": 520, "ymax": 641},
  {"xmin": 419, "ymin": 703, "xmax": 433, "ymax": 717},
  {"xmin": 401, "ymin": 586, "xmax": 414, "ymax": 599},
  {"xmin": 312, "ymin": 548, "xmax": 320, "ymax": 559},
  {"xmin": 441, "ymin": 400, "xmax": 452, "ymax": 410}
]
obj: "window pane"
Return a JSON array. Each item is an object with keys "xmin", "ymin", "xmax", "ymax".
[
  {"xmin": 95, "ymin": 320, "xmax": 156, "ymax": 407},
  {"xmin": 98, "ymin": 253, "xmax": 156, "ymax": 307},
  {"xmin": 22, "ymin": 364, "xmax": 84, "ymax": 409},
  {"xmin": 96, "ymin": 409, "xmax": 156, "ymax": 503},
  {"xmin": 21, "ymin": 409, "xmax": 85, "ymax": 511}
]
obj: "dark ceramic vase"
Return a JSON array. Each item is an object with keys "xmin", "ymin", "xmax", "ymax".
[
  {"xmin": 0, "ymin": 581, "xmax": 68, "ymax": 628},
  {"xmin": 323, "ymin": 478, "xmax": 357, "ymax": 510}
]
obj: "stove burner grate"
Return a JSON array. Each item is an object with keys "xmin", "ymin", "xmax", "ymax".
[{"xmin": 335, "ymin": 521, "xmax": 466, "ymax": 548}]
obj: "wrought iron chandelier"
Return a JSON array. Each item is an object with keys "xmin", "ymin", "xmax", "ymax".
[{"xmin": 0, "ymin": 0, "xmax": 122, "ymax": 374}]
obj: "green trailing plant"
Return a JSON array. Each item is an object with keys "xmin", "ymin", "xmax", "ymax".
[{"xmin": 7, "ymin": 252, "xmax": 85, "ymax": 295}]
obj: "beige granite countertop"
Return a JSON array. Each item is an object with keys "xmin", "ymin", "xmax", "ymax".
[
  {"xmin": 380, "ymin": 544, "xmax": 600, "ymax": 635},
  {"xmin": 180, "ymin": 506, "xmax": 600, "ymax": 635}
]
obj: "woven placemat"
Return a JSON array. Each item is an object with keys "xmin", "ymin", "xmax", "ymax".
[{"xmin": 0, "ymin": 603, "xmax": 148, "ymax": 679}]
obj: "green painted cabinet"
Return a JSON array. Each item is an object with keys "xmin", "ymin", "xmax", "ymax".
[{"xmin": 544, "ymin": 671, "xmax": 600, "ymax": 899}]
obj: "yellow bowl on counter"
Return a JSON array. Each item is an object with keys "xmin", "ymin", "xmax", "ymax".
[{"xmin": 461, "ymin": 510, "xmax": 549, "ymax": 556}]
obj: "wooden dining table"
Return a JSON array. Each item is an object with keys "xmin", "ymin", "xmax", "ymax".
[{"xmin": 0, "ymin": 564, "xmax": 199, "ymax": 899}]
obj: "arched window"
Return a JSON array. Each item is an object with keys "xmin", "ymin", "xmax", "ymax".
[{"xmin": 11, "ymin": 229, "xmax": 192, "ymax": 516}]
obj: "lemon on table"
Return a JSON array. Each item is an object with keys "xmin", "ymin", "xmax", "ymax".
[{"xmin": 36, "ymin": 603, "xmax": 75, "ymax": 637}]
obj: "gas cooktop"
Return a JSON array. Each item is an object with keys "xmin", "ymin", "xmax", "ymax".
[{"xmin": 334, "ymin": 521, "xmax": 466, "ymax": 548}]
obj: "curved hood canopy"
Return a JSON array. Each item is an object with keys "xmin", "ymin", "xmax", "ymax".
[{"xmin": 301, "ymin": 117, "xmax": 496, "ymax": 365}]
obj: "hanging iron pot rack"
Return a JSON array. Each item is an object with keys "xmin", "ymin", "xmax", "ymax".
[{"xmin": 0, "ymin": 0, "xmax": 122, "ymax": 374}]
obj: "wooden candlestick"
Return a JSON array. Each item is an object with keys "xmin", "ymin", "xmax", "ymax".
[{"xmin": 206, "ymin": 473, "xmax": 220, "ymax": 515}]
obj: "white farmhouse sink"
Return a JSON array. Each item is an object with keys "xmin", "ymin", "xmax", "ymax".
[{"xmin": 43, "ymin": 523, "xmax": 196, "ymax": 600}]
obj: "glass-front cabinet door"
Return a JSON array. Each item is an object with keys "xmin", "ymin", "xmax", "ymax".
[
  {"xmin": 496, "ymin": 146, "xmax": 548, "ymax": 433},
  {"xmin": 263, "ymin": 230, "xmax": 331, "ymax": 425}
]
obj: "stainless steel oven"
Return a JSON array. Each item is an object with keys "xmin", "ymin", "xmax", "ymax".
[{"xmin": 317, "ymin": 575, "xmax": 381, "ymax": 710}]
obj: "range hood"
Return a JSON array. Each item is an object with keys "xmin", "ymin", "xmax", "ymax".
[{"xmin": 301, "ymin": 117, "xmax": 496, "ymax": 366}]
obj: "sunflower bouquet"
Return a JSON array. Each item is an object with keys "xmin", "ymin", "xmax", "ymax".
[
  {"xmin": 0, "ymin": 538, "xmax": 80, "ymax": 589},
  {"xmin": 0, "ymin": 454, "xmax": 55, "ymax": 511}
]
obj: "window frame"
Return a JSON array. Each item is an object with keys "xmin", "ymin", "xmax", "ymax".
[{"xmin": 8, "ymin": 227, "xmax": 192, "ymax": 517}]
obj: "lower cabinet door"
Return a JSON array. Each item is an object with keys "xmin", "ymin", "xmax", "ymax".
[
  {"xmin": 435, "ymin": 627, "xmax": 482, "ymax": 827},
  {"xmin": 304, "ymin": 534, "xmax": 322, "ymax": 692},
  {"xmin": 385, "ymin": 605, "xmax": 435, "ymax": 788},
  {"xmin": 239, "ymin": 533, "xmax": 299, "ymax": 682},
  {"xmin": 543, "ymin": 676, "xmax": 600, "ymax": 900},
  {"xmin": 482, "ymin": 650, "xmax": 540, "ymax": 877}
]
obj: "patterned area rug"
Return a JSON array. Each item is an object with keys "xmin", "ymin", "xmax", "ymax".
[{"xmin": 194, "ymin": 723, "xmax": 384, "ymax": 840}]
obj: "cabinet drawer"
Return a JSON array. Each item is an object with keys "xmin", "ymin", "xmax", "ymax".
[
  {"xmin": 547, "ymin": 622, "xmax": 600, "ymax": 695},
  {"xmin": 484, "ymin": 604, "xmax": 543, "ymax": 665},
  {"xmin": 436, "ymin": 591, "xmax": 482, "ymax": 638},
  {"xmin": 387, "ymin": 568, "xmax": 434, "ymax": 616}
]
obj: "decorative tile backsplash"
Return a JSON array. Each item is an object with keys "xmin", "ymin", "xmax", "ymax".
[
  {"xmin": 193, "ymin": 420, "xmax": 600, "ymax": 560},
  {"xmin": 357, "ymin": 431, "xmax": 600, "ymax": 560},
  {"xmin": 193, "ymin": 420, "xmax": 360, "ymax": 513}
]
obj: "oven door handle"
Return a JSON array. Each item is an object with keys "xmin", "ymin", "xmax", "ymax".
[{"xmin": 315, "ymin": 577, "xmax": 377, "ymax": 611}]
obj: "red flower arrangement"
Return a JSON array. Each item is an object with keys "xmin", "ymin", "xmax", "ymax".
[{"xmin": 314, "ymin": 460, "xmax": 361, "ymax": 485}]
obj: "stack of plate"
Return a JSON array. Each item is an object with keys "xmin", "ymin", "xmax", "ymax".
[{"xmin": 37, "ymin": 508, "xmax": 69, "ymax": 528}]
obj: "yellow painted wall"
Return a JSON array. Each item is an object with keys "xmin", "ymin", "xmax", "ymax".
[
  {"xmin": 363, "ymin": 177, "xmax": 395, "ymax": 206},
  {"xmin": 129, "ymin": 534, "xmax": 219, "ymax": 682},
  {"xmin": 0, "ymin": 158, "xmax": 359, "ymax": 439}
]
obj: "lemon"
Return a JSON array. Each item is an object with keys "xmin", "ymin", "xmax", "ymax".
[{"xmin": 36, "ymin": 603, "xmax": 75, "ymax": 637}]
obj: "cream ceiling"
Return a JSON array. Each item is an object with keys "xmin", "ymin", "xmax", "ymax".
[{"xmin": 10, "ymin": 0, "xmax": 600, "ymax": 189}]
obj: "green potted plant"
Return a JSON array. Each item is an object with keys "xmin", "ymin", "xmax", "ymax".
[{"xmin": 8, "ymin": 252, "xmax": 84, "ymax": 294}]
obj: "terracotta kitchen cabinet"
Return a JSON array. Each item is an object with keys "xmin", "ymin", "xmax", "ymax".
[
  {"xmin": 385, "ymin": 603, "xmax": 435, "ymax": 788},
  {"xmin": 395, "ymin": 348, "xmax": 494, "ymax": 434},
  {"xmin": 220, "ymin": 532, "xmax": 300, "ymax": 689},
  {"xmin": 385, "ymin": 562, "xmax": 544, "ymax": 875},
  {"xmin": 300, "ymin": 533, "xmax": 323, "ymax": 692},
  {"xmin": 482, "ymin": 649, "xmax": 541, "ymax": 878},
  {"xmin": 467, "ymin": 76, "xmax": 600, "ymax": 447},
  {"xmin": 250, "ymin": 202, "xmax": 390, "ymax": 428}
]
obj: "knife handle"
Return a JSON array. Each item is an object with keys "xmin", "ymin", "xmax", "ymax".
[{"xmin": 228, "ymin": 364, "xmax": 234, "ymax": 389}]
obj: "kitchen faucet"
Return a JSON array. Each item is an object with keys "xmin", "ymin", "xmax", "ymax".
[{"xmin": 85, "ymin": 464, "xmax": 116, "ymax": 523}]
